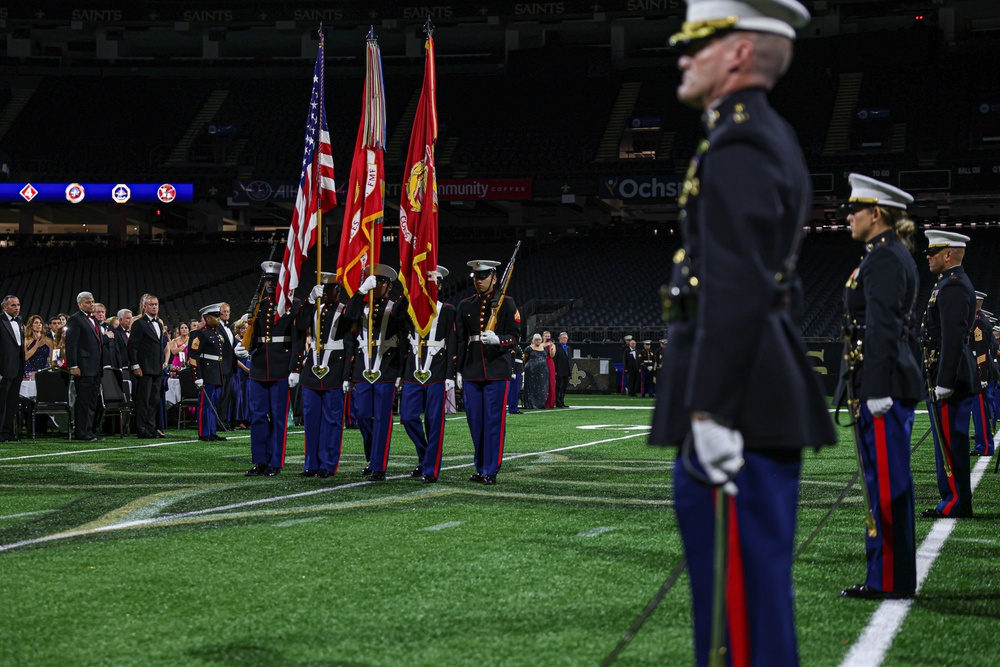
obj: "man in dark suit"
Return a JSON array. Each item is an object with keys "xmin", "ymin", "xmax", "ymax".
[
  {"xmin": 0, "ymin": 294, "xmax": 25, "ymax": 441},
  {"xmin": 622, "ymin": 337, "xmax": 640, "ymax": 396},
  {"xmin": 113, "ymin": 309, "xmax": 132, "ymax": 374},
  {"xmin": 65, "ymin": 291, "xmax": 104, "ymax": 441},
  {"xmin": 128, "ymin": 294, "xmax": 166, "ymax": 439},
  {"xmin": 554, "ymin": 331, "xmax": 571, "ymax": 408},
  {"xmin": 649, "ymin": 1, "xmax": 837, "ymax": 663},
  {"xmin": 216, "ymin": 301, "xmax": 237, "ymax": 428}
]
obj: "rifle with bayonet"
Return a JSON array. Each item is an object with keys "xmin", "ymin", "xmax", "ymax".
[
  {"xmin": 485, "ymin": 240, "xmax": 521, "ymax": 332},
  {"xmin": 241, "ymin": 241, "xmax": 280, "ymax": 350}
]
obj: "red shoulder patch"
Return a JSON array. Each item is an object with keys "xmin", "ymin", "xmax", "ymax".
[{"xmin": 514, "ymin": 308, "xmax": 521, "ymax": 323}]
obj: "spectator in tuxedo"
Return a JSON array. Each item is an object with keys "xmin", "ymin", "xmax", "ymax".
[
  {"xmin": 46, "ymin": 315, "xmax": 61, "ymax": 341},
  {"xmin": 128, "ymin": 294, "xmax": 167, "ymax": 439},
  {"xmin": 23, "ymin": 314, "xmax": 50, "ymax": 378},
  {"xmin": 217, "ymin": 302, "xmax": 237, "ymax": 427},
  {"xmin": 623, "ymin": 336, "xmax": 640, "ymax": 396},
  {"xmin": 0, "ymin": 295, "xmax": 24, "ymax": 441},
  {"xmin": 113, "ymin": 309, "xmax": 132, "ymax": 373},
  {"xmin": 554, "ymin": 331, "xmax": 571, "ymax": 408},
  {"xmin": 92, "ymin": 303, "xmax": 119, "ymax": 368},
  {"xmin": 65, "ymin": 291, "xmax": 104, "ymax": 441}
]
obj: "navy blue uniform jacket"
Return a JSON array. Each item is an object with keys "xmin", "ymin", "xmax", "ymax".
[
  {"xmin": 921, "ymin": 266, "xmax": 978, "ymax": 397},
  {"xmin": 837, "ymin": 229, "xmax": 923, "ymax": 401},
  {"xmin": 650, "ymin": 87, "xmax": 836, "ymax": 451}
]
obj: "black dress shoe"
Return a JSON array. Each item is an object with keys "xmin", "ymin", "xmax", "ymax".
[
  {"xmin": 299, "ymin": 469, "xmax": 319, "ymax": 478},
  {"xmin": 410, "ymin": 466, "xmax": 422, "ymax": 478},
  {"xmin": 317, "ymin": 469, "xmax": 332, "ymax": 478},
  {"xmin": 469, "ymin": 473, "xmax": 485, "ymax": 483},
  {"xmin": 154, "ymin": 433, "xmax": 167, "ymax": 439},
  {"xmin": 840, "ymin": 584, "xmax": 910, "ymax": 600},
  {"xmin": 368, "ymin": 471, "xmax": 386, "ymax": 481},
  {"xmin": 81, "ymin": 435, "xmax": 105, "ymax": 442},
  {"xmin": 360, "ymin": 466, "xmax": 372, "ymax": 476},
  {"xmin": 213, "ymin": 435, "xmax": 227, "ymax": 441},
  {"xmin": 483, "ymin": 475, "xmax": 497, "ymax": 485},
  {"xmin": 264, "ymin": 466, "xmax": 281, "ymax": 477},
  {"xmin": 245, "ymin": 463, "xmax": 268, "ymax": 477},
  {"xmin": 920, "ymin": 508, "xmax": 945, "ymax": 519},
  {"xmin": 199, "ymin": 436, "xmax": 213, "ymax": 442},
  {"xmin": 422, "ymin": 474, "xmax": 437, "ymax": 483}
]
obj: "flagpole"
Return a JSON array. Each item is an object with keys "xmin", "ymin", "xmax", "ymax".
[
  {"xmin": 366, "ymin": 25, "xmax": 377, "ymax": 368},
  {"xmin": 315, "ymin": 24, "xmax": 325, "ymax": 356}
]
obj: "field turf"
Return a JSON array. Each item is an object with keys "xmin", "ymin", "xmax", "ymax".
[{"xmin": 1, "ymin": 395, "xmax": 998, "ymax": 666}]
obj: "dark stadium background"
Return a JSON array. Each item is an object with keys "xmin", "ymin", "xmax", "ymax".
[{"xmin": 1, "ymin": 0, "xmax": 998, "ymax": 394}]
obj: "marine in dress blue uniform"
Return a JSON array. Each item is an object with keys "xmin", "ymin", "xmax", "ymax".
[
  {"xmin": 456, "ymin": 260, "xmax": 520, "ymax": 485},
  {"xmin": 342, "ymin": 264, "xmax": 408, "ymax": 481},
  {"xmin": 395, "ymin": 266, "xmax": 457, "ymax": 483},
  {"xmin": 292, "ymin": 273, "xmax": 352, "ymax": 478},
  {"xmin": 246, "ymin": 261, "xmax": 302, "ymax": 477},
  {"xmin": 648, "ymin": 3, "xmax": 836, "ymax": 665},
  {"xmin": 836, "ymin": 174, "xmax": 922, "ymax": 600},
  {"xmin": 970, "ymin": 292, "xmax": 994, "ymax": 456},
  {"xmin": 920, "ymin": 230, "xmax": 978, "ymax": 518},
  {"xmin": 188, "ymin": 303, "xmax": 233, "ymax": 443}
]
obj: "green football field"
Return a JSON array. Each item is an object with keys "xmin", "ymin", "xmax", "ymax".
[{"xmin": 1, "ymin": 395, "xmax": 998, "ymax": 667}]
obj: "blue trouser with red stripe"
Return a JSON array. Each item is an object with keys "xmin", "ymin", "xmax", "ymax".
[
  {"xmin": 990, "ymin": 381, "xmax": 1000, "ymax": 427},
  {"xmin": 463, "ymin": 379, "xmax": 509, "ymax": 477},
  {"xmin": 302, "ymin": 386, "xmax": 345, "ymax": 474},
  {"xmin": 508, "ymin": 372, "xmax": 522, "ymax": 413},
  {"xmin": 971, "ymin": 391, "xmax": 993, "ymax": 455},
  {"xmin": 859, "ymin": 400, "xmax": 917, "ymax": 595},
  {"xmin": 354, "ymin": 381, "xmax": 396, "ymax": 473},
  {"xmin": 400, "ymin": 381, "xmax": 446, "ymax": 478},
  {"xmin": 675, "ymin": 448, "xmax": 802, "ymax": 667},
  {"xmin": 249, "ymin": 379, "xmax": 290, "ymax": 469},
  {"xmin": 927, "ymin": 396, "xmax": 974, "ymax": 517},
  {"xmin": 198, "ymin": 384, "xmax": 222, "ymax": 439}
]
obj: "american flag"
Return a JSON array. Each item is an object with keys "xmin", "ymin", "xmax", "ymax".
[{"xmin": 276, "ymin": 31, "xmax": 337, "ymax": 315}]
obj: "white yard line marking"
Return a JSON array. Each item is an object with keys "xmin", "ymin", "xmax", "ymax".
[
  {"xmin": 421, "ymin": 521, "xmax": 464, "ymax": 531},
  {"xmin": 0, "ymin": 510, "xmax": 56, "ymax": 520},
  {"xmin": 0, "ymin": 432, "xmax": 649, "ymax": 553},
  {"xmin": 838, "ymin": 456, "xmax": 991, "ymax": 667},
  {"xmin": 577, "ymin": 526, "xmax": 617, "ymax": 537},
  {"xmin": 274, "ymin": 516, "xmax": 328, "ymax": 527}
]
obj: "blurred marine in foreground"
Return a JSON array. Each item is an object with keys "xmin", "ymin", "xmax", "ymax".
[{"xmin": 649, "ymin": 1, "xmax": 836, "ymax": 665}]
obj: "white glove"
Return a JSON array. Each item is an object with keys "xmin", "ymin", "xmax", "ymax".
[
  {"xmin": 358, "ymin": 275, "xmax": 378, "ymax": 295},
  {"xmin": 308, "ymin": 284, "xmax": 324, "ymax": 304},
  {"xmin": 511, "ymin": 373, "xmax": 516, "ymax": 379},
  {"xmin": 480, "ymin": 330, "xmax": 500, "ymax": 345},
  {"xmin": 934, "ymin": 386, "xmax": 953, "ymax": 401},
  {"xmin": 994, "ymin": 430, "xmax": 1000, "ymax": 450},
  {"xmin": 195, "ymin": 378, "xmax": 204, "ymax": 389},
  {"xmin": 343, "ymin": 380, "xmax": 354, "ymax": 393},
  {"xmin": 456, "ymin": 373, "xmax": 463, "ymax": 391},
  {"xmin": 288, "ymin": 372, "xmax": 300, "ymax": 388},
  {"xmin": 395, "ymin": 377, "xmax": 403, "ymax": 390},
  {"xmin": 445, "ymin": 379, "xmax": 455, "ymax": 392},
  {"xmin": 691, "ymin": 418, "xmax": 744, "ymax": 495},
  {"xmin": 866, "ymin": 396, "xmax": 893, "ymax": 418},
  {"xmin": 982, "ymin": 381, "xmax": 989, "ymax": 389}
]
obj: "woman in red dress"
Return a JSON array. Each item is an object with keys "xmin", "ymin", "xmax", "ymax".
[{"xmin": 543, "ymin": 331, "xmax": 557, "ymax": 409}]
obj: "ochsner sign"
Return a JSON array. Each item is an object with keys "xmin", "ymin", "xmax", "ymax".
[{"xmin": 600, "ymin": 175, "xmax": 683, "ymax": 200}]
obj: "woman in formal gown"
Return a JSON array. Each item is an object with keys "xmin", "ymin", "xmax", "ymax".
[
  {"xmin": 543, "ymin": 330, "xmax": 557, "ymax": 409},
  {"xmin": 522, "ymin": 334, "xmax": 549, "ymax": 410}
]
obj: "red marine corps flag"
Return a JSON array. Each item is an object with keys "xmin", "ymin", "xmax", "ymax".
[
  {"xmin": 275, "ymin": 29, "xmax": 336, "ymax": 316},
  {"xmin": 336, "ymin": 32, "xmax": 387, "ymax": 297},
  {"xmin": 398, "ymin": 22, "xmax": 439, "ymax": 337}
]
